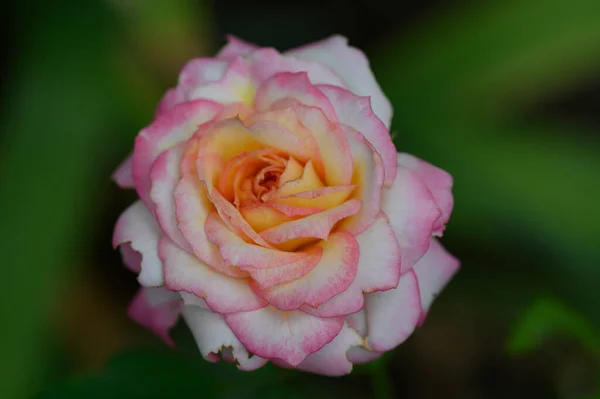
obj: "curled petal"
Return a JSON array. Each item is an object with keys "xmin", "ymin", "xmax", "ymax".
[
  {"xmin": 364, "ymin": 271, "xmax": 422, "ymax": 352},
  {"xmin": 225, "ymin": 306, "xmax": 344, "ymax": 366},
  {"xmin": 398, "ymin": 153, "xmax": 454, "ymax": 236},
  {"xmin": 269, "ymin": 185, "xmax": 355, "ymax": 210},
  {"xmin": 383, "ymin": 155, "xmax": 442, "ymax": 272},
  {"xmin": 252, "ymin": 232, "xmax": 359, "ymax": 311},
  {"xmin": 254, "ymin": 72, "xmax": 337, "ymax": 121},
  {"xmin": 119, "ymin": 243, "xmax": 142, "ymax": 274},
  {"xmin": 128, "ymin": 287, "xmax": 181, "ymax": 346},
  {"xmin": 294, "ymin": 105, "xmax": 353, "ymax": 186},
  {"xmin": 183, "ymin": 305, "xmax": 268, "ymax": 371},
  {"xmin": 112, "ymin": 201, "xmax": 163, "ymax": 287},
  {"xmin": 413, "ymin": 238, "xmax": 460, "ymax": 324},
  {"xmin": 174, "ymin": 176, "xmax": 246, "ymax": 277},
  {"xmin": 337, "ymin": 124, "xmax": 384, "ymax": 234},
  {"xmin": 112, "ymin": 153, "xmax": 135, "ymax": 188},
  {"xmin": 319, "ymin": 84, "xmax": 396, "ymax": 187},
  {"xmin": 286, "ymin": 35, "xmax": 392, "ymax": 128},
  {"xmin": 133, "ymin": 100, "xmax": 223, "ymax": 205},
  {"xmin": 346, "ymin": 346, "xmax": 382, "ymax": 364},
  {"xmin": 205, "ymin": 212, "xmax": 309, "ymax": 269},
  {"xmin": 160, "ymin": 237, "xmax": 267, "ymax": 314},
  {"xmin": 244, "ymin": 246, "xmax": 322, "ymax": 288},
  {"xmin": 296, "ymin": 323, "xmax": 362, "ymax": 376},
  {"xmin": 303, "ymin": 214, "xmax": 400, "ymax": 317},
  {"xmin": 260, "ymin": 199, "xmax": 361, "ymax": 251}
]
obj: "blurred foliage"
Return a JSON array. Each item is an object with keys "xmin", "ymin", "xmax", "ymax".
[{"xmin": 0, "ymin": 0, "xmax": 598, "ymax": 398}]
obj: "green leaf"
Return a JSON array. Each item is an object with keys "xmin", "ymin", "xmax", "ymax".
[{"xmin": 508, "ymin": 297, "xmax": 600, "ymax": 356}]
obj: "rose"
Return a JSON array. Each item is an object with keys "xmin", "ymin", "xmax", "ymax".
[{"xmin": 112, "ymin": 35, "xmax": 459, "ymax": 375}]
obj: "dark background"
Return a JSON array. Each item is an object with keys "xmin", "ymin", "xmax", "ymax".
[{"xmin": 1, "ymin": 0, "xmax": 599, "ymax": 398}]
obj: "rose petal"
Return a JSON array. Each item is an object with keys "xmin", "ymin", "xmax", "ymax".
[
  {"xmin": 149, "ymin": 145, "xmax": 193, "ymax": 252},
  {"xmin": 204, "ymin": 212, "xmax": 309, "ymax": 269},
  {"xmin": 188, "ymin": 58, "xmax": 256, "ymax": 106},
  {"xmin": 113, "ymin": 201, "xmax": 163, "ymax": 287},
  {"xmin": 119, "ymin": 243, "xmax": 142, "ymax": 274},
  {"xmin": 254, "ymin": 72, "xmax": 337, "ymax": 121},
  {"xmin": 302, "ymin": 214, "xmax": 401, "ymax": 317},
  {"xmin": 112, "ymin": 153, "xmax": 135, "ymax": 188},
  {"xmin": 133, "ymin": 99, "xmax": 222, "ymax": 206},
  {"xmin": 296, "ymin": 322, "xmax": 362, "ymax": 376},
  {"xmin": 217, "ymin": 35, "xmax": 259, "ymax": 60},
  {"xmin": 178, "ymin": 58, "xmax": 229, "ymax": 89},
  {"xmin": 413, "ymin": 238, "xmax": 460, "ymax": 324},
  {"xmin": 294, "ymin": 105, "xmax": 353, "ymax": 186},
  {"xmin": 128, "ymin": 287, "xmax": 181, "ymax": 346},
  {"xmin": 225, "ymin": 306, "xmax": 344, "ymax": 366},
  {"xmin": 346, "ymin": 346, "xmax": 382, "ymax": 364},
  {"xmin": 364, "ymin": 270, "xmax": 422, "ymax": 352},
  {"xmin": 252, "ymin": 232, "xmax": 359, "ymax": 310},
  {"xmin": 160, "ymin": 237, "xmax": 267, "ymax": 314},
  {"xmin": 397, "ymin": 153, "xmax": 454, "ymax": 236},
  {"xmin": 248, "ymin": 48, "xmax": 346, "ymax": 87},
  {"xmin": 183, "ymin": 305, "xmax": 268, "ymax": 371},
  {"xmin": 337, "ymin": 124, "xmax": 384, "ymax": 234},
  {"xmin": 286, "ymin": 35, "xmax": 392, "ymax": 128},
  {"xmin": 319, "ymin": 84, "xmax": 396, "ymax": 187},
  {"xmin": 382, "ymin": 155, "xmax": 442, "ymax": 273},
  {"xmin": 244, "ymin": 245, "xmax": 322, "ymax": 288},
  {"xmin": 269, "ymin": 185, "xmax": 355, "ymax": 210},
  {"xmin": 174, "ymin": 176, "xmax": 247, "ymax": 277},
  {"xmin": 259, "ymin": 199, "xmax": 361, "ymax": 251}
]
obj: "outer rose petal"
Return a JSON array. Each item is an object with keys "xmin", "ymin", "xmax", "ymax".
[
  {"xmin": 112, "ymin": 153, "xmax": 134, "ymax": 188},
  {"xmin": 252, "ymin": 232, "xmax": 359, "ymax": 311},
  {"xmin": 364, "ymin": 270, "xmax": 422, "ymax": 352},
  {"xmin": 188, "ymin": 58, "xmax": 256, "ymax": 106},
  {"xmin": 128, "ymin": 287, "xmax": 181, "ymax": 346},
  {"xmin": 160, "ymin": 237, "xmax": 267, "ymax": 314},
  {"xmin": 156, "ymin": 88, "xmax": 185, "ymax": 117},
  {"xmin": 382, "ymin": 155, "xmax": 442, "ymax": 273},
  {"xmin": 254, "ymin": 72, "xmax": 337, "ymax": 122},
  {"xmin": 112, "ymin": 201, "xmax": 163, "ymax": 287},
  {"xmin": 120, "ymin": 243, "xmax": 142, "ymax": 274},
  {"xmin": 346, "ymin": 346, "xmax": 382, "ymax": 364},
  {"xmin": 178, "ymin": 58, "xmax": 228, "ymax": 89},
  {"xmin": 397, "ymin": 153, "xmax": 454, "ymax": 236},
  {"xmin": 303, "ymin": 214, "xmax": 401, "ymax": 317},
  {"xmin": 296, "ymin": 323, "xmax": 362, "ymax": 376},
  {"xmin": 319, "ymin": 84, "xmax": 396, "ymax": 187},
  {"xmin": 248, "ymin": 48, "xmax": 346, "ymax": 87},
  {"xmin": 286, "ymin": 35, "xmax": 393, "ymax": 129},
  {"xmin": 183, "ymin": 305, "xmax": 268, "ymax": 371},
  {"xmin": 149, "ymin": 145, "xmax": 193, "ymax": 252},
  {"xmin": 225, "ymin": 306, "xmax": 344, "ymax": 366},
  {"xmin": 133, "ymin": 100, "xmax": 223, "ymax": 206},
  {"xmin": 217, "ymin": 35, "xmax": 259, "ymax": 60},
  {"xmin": 413, "ymin": 238, "xmax": 460, "ymax": 324}
]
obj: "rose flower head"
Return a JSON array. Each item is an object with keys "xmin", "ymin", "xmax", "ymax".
[{"xmin": 112, "ymin": 35, "xmax": 459, "ymax": 375}]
